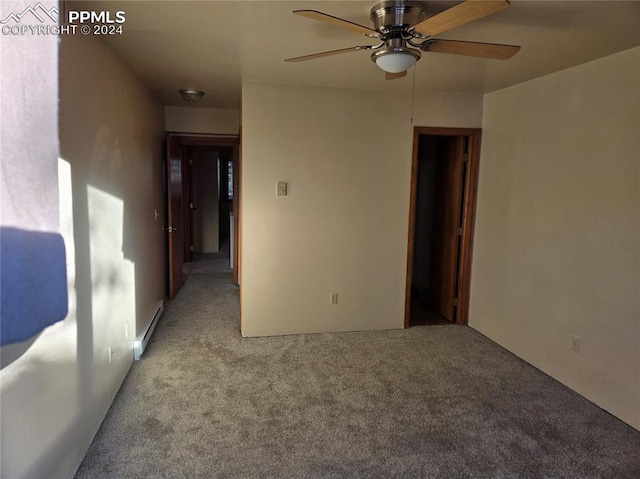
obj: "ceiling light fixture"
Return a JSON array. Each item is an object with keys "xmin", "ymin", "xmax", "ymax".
[
  {"xmin": 371, "ymin": 40, "xmax": 421, "ymax": 73},
  {"xmin": 179, "ymin": 89, "xmax": 205, "ymax": 103}
]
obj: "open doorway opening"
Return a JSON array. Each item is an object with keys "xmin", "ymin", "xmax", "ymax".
[
  {"xmin": 165, "ymin": 135, "xmax": 239, "ymax": 300},
  {"xmin": 405, "ymin": 127, "xmax": 481, "ymax": 327},
  {"xmin": 184, "ymin": 146, "xmax": 234, "ymax": 261}
]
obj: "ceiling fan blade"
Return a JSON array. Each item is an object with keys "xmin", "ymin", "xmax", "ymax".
[
  {"xmin": 285, "ymin": 46, "xmax": 370, "ymax": 63},
  {"xmin": 425, "ymin": 39, "xmax": 520, "ymax": 60},
  {"xmin": 412, "ymin": 0, "xmax": 510, "ymax": 37},
  {"xmin": 385, "ymin": 71, "xmax": 407, "ymax": 80},
  {"xmin": 294, "ymin": 10, "xmax": 378, "ymax": 36}
]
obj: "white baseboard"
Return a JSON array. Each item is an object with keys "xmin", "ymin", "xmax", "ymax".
[{"xmin": 133, "ymin": 301, "xmax": 163, "ymax": 360}]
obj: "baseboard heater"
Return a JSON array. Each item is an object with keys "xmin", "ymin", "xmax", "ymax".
[{"xmin": 133, "ymin": 300, "xmax": 164, "ymax": 361}]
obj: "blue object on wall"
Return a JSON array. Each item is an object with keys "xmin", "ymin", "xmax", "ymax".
[{"xmin": 1, "ymin": 227, "xmax": 68, "ymax": 346}]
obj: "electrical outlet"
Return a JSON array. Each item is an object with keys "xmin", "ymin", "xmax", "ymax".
[
  {"xmin": 330, "ymin": 292, "xmax": 338, "ymax": 305},
  {"xmin": 277, "ymin": 181, "xmax": 287, "ymax": 197},
  {"xmin": 571, "ymin": 336, "xmax": 581, "ymax": 354}
]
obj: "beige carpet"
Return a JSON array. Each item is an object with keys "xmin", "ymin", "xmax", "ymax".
[{"xmin": 75, "ymin": 251, "xmax": 640, "ymax": 478}]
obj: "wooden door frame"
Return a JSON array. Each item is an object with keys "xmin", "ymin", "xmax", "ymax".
[
  {"xmin": 166, "ymin": 134, "xmax": 241, "ymax": 287},
  {"xmin": 404, "ymin": 127, "xmax": 482, "ymax": 327},
  {"xmin": 234, "ymin": 128, "xmax": 242, "ymax": 294},
  {"xmin": 182, "ymin": 146, "xmax": 193, "ymax": 263}
]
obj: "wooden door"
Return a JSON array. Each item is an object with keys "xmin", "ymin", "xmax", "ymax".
[
  {"xmin": 429, "ymin": 137, "xmax": 466, "ymax": 320},
  {"xmin": 166, "ymin": 136, "xmax": 184, "ymax": 299}
]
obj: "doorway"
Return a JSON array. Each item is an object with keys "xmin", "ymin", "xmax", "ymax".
[
  {"xmin": 165, "ymin": 135, "xmax": 240, "ymax": 300},
  {"xmin": 404, "ymin": 127, "xmax": 481, "ymax": 327},
  {"xmin": 183, "ymin": 145, "xmax": 234, "ymax": 261}
]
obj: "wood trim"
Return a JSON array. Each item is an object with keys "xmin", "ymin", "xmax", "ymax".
[
  {"xmin": 456, "ymin": 130, "xmax": 481, "ymax": 325},
  {"xmin": 404, "ymin": 126, "xmax": 482, "ymax": 327},
  {"xmin": 171, "ymin": 135, "xmax": 238, "ymax": 146},
  {"xmin": 236, "ymin": 126, "xmax": 242, "ymax": 331},
  {"xmin": 232, "ymin": 141, "xmax": 239, "ymax": 285},
  {"xmin": 404, "ymin": 129, "xmax": 421, "ymax": 328}
]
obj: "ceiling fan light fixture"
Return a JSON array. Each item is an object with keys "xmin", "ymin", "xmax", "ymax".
[
  {"xmin": 375, "ymin": 51, "xmax": 418, "ymax": 73},
  {"xmin": 179, "ymin": 89, "xmax": 205, "ymax": 103},
  {"xmin": 371, "ymin": 43, "xmax": 421, "ymax": 73}
]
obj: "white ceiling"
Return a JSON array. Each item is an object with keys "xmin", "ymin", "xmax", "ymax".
[{"xmin": 87, "ymin": 1, "xmax": 640, "ymax": 109}]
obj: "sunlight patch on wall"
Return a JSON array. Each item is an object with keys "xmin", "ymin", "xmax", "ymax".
[
  {"xmin": 58, "ymin": 158, "xmax": 77, "ymax": 338},
  {"xmin": 87, "ymin": 185, "xmax": 135, "ymax": 368}
]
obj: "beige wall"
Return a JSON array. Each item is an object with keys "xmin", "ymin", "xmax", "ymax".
[
  {"xmin": 240, "ymin": 81, "xmax": 482, "ymax": 337},
  {"xmin": 0, "ymin": 33, "xmax": 165, "ymax": 478},
  {"xmin": 165, "ymin": 106, "xmax": 240, "ymax": 135},
  {"xmin": 471, "ymin": 47, "xmax": 640, "ymax": 429},
  {"xmin": 0, "ymin": 0, "xmax": 61, "ymax": 368},
  {"xmin": 192, "ymin": 148, "xmax": 220, "ymax": 253}
]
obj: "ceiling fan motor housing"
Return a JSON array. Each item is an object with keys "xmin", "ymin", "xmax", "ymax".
[
  {"xmin": 370, "ymin": 1, "xmax": 428, "ymax": 34},
  {"xmin": 370, "ymin": 1, "xmax": 426, "ymax": 72}
]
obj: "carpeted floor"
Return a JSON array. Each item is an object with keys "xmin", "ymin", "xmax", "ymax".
[{"xmin": 75, "ymin": 250, "xmax": 640, "ymax": 479}]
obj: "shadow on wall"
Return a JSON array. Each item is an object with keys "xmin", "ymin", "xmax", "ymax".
[{"xmin": 0, "ymin": 227, "xmax": 67, "ymax": 356}]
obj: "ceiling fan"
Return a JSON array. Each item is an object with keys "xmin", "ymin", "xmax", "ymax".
[{"xmin": 285, "ymin": 0, "xmax": 521, "ymax": 80}]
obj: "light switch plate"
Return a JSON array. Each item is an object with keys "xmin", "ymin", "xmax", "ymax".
[{"xmin": 277, "ymin": 181, "xmax": 287, "ymax": 196}]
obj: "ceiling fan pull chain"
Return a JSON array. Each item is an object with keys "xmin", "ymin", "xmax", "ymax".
[{"xmin": 410, "ymin": 63, "xmax": 417, "ymax": 124}]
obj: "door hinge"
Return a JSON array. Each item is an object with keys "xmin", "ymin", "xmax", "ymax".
[
  {"xmin": 453, "ymin": 297, "xmax": 458, "ymax": 307},
  {"xmin": 190, "ymin": 245, "xmax": 194, "ymax": 252},
  {"xmin": 189, "ymin": 158, "xmax": 193, "ymax": 165},
  {"xmin": 458, "ymin": 227, "xmax": 463, "ymax": 236},
  {"xmin": 190, "ymin": 202, "xmax": 194, "ymax": 209},
  {"xmin": 464, "ymin": 153, "xmax": 469, "ymax": 163}
]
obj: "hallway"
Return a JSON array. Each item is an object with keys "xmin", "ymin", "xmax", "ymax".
[{"xmin": 74, "ymin": 252, "xmax": 640, "ymax": 478}]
